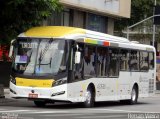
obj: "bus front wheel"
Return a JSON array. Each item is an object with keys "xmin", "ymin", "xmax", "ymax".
[
  {"xmin": 84, "ymin": 88, "xmax": 95, "ymax": 108},
  {"xmin": 34, "ymin": 100, "xmax": 46, "ymax": 107}
]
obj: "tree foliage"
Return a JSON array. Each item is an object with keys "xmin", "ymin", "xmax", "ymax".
[
  {"xmin": 115, "ymin": 0, "xmax": 160, "ymax": 31},
  {"xmin": 0, "ymin": 0, "xmax": 62, "ymax": 44}
]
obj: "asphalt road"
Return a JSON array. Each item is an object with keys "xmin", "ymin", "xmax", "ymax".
[{"xmin": 0, "ymin": 95, "xmax": 160, "ymax": 119}]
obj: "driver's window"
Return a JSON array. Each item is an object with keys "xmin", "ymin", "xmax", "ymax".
[{"xmin": 60, "ymin": 41, "xmax": 69, "ymax": 72}]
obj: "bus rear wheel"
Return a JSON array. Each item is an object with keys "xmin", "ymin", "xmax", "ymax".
[
  {"xmin": 34, "ymin": 100, "xmax": 46, "ymax": 107},
  {"xmin": 84, "ymin": 88, "xmax": 95, "ymax": 108},
  {"xmin": 121, "ymin": 86, "xmax": 138, "ymax": 105},
  {"xmin": 129, "ymin": 86, "xmax": 138, "ymax": 104}
]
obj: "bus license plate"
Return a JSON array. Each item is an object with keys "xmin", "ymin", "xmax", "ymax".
[{"xmin": 29, "ymin": 93, "xmax": 38, "ymax": 98}]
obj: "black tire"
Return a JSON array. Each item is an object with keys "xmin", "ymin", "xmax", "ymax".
[
  {"xmin": 34, "ymin": 100, "xmax": 46, "ymax": 107},
  {"xmin": 84, "ymin": 88, "xmax": 95, "ymax": 108},
  {"xmin": 129, "ymin": 86, "xmax": 138, "ymax": 105},
  {"xmin": 120, "ymin": 86, "xmax": 138, "ymax": 105}
]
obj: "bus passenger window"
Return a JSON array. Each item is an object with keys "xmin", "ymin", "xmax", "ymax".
[
  {"xmin": 129, "ymin": 50, "xmax": 139, "ymax": 71},
  {"xmin": 97, "ymin": 47, "xmax": 109, "ymax": 77},
  {"xmin": 120, "ymin": 49, "xmax": 129, "ymax": 71},
  {"xmin": 108, "ymin": 48, "xmax": 119, "ymax": 77},
  {"xmin": 140, "ymin": 52, "xmax": 149, "ymax": 71},
  {"xmin": 149, "ymin": 52, "xmax": 154, "ymax": 69},
  {"xmin": 84, "ymin": 45, "xmax": 96, "ymax": 77}
]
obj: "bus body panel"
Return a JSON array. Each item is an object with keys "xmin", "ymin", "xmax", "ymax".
[{"xmin": 10, "ymin": 82, "xmax": 68, "ymax": 101}]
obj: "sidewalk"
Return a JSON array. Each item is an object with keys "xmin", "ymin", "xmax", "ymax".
[
  {"xmin": 4, "ymin": 88, "xmax": 10, "ymax": 98},
  {"xmin": 0, "ymin": 88, "xmax": 15, "ymax": 103},
  {"xmin": 155, "ymin": 90, "xmax": 160, "ymax": 94}
]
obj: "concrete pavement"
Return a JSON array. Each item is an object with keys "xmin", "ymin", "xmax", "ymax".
[
  {"xmin": 0, "ymin": 95, "xmax": 160, "ymax": 119},
  {"xmin": 0, "ymin": 88, "xmax": 15, "ymax": 103}
]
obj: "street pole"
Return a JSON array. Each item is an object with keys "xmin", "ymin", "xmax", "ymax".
[
  {"xmin": 152, "ymin": 0, "xmax": 157, "ymax": 46},
  {"xmin": 126, "ymin": 15, "xmax": 160, "ymax": 40},
  {"xmin": 127, "ymin": 27, "xmax": 129, "ymax": 40}
]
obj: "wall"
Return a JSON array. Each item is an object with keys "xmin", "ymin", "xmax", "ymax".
[{"xmin": 60, "ymin": 0, "xmax": 131, "ymax": 18}]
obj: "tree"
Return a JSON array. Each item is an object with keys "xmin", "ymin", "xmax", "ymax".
[
  {"xmin": 115, "ymin": 0, "xmax": 160, "ymax": 31},
  {"xmin": 0, "ymin": 0, "xmax": 62, "ymax": 45}
]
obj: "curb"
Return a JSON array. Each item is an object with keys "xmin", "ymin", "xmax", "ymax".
[
  {"xmin": 0, "ymin": 89, "xmax": 16, "ymax": 103},
  {"xmin": 4, "ymin": 88, "xmax": 10, "ymax": 94}
]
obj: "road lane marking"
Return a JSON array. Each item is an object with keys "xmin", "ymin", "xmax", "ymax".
[
  {"xmin": 22, "ymin": 110, "xmax": 69, "ymax": 114},
  {"xmin": 0, "ymin": 109, "xmax": 6, "ymax": 110},
  {"xmin": 14, "ymin": 117, "xmax": 34, "ymax": 119},
  {"xmin": 0, "ymin": 110, "xmax": 31, "ymax": 113},
  {"xmin": 90, "ymin": 109, "xmax": 160, "ymax": 113},
  {"xmin": 76, "ymin": 115, "xmax": 125, "ymax": 119},
  {"xmin": 0, "ymin": 109, "xmax": 69, "ymax": 114},
  {"xmin": 42, "ymin": 114, "xmax": 85, "ymax": 117}
]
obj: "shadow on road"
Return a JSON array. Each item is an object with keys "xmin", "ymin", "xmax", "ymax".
[
  {"xmin": 0, "ymin": 99, "xmax": 150, "ymax": 109},
  {"xmin": 37, "ymin": 101, "xmax": 150, "ymax": 109}
]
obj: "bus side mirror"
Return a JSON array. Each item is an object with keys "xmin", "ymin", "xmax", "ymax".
[
  {"xmin": 75, "ymin": 51, "xmax": 81, "ymax": 64},
  {"xmin": 9, "ymin": 39, "xmax": 16, "ymax": 58}
]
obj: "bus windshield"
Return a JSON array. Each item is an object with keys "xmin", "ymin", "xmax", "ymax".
[{"xmin": 12, "ymin": 38, "xmax": 68, "ymax": 76}]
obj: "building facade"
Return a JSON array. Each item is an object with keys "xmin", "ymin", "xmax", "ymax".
[{"xmin": 43, "ymin": 0, "xmax": 131, "ymax": 35}]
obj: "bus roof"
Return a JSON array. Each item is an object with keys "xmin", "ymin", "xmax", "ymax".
[
  {"xmin": 24, "ymin": 26, "xmax": 129, "ymax": 42},
  {"xmin": 21, "ymin": 26, "xmax": 155, "ymax": 52},
  {"xmin": 24, "ymin": 26, "xmax": 86, "ymax": 38}
]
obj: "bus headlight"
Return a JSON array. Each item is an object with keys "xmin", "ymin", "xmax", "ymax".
[
  {"xmin": 52, "ymin": 79, "xmax": 67, "ymax": 87},
  {"xmin": 10, "ymin": 76, "xmax": 16, "ymax": 85}
]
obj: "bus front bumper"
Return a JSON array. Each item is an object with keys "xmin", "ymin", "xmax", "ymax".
[{"xmin": 9, "ymin": 82, "xmax": 68, "ymax": 101}]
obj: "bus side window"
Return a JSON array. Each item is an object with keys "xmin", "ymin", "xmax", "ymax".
[
  {"xmin": 83, "ymin": 45, "xmax": 96, "ymax": 77},
  {"xmin": 140, "ymin": 52, "xmax": 149, "ymax": 71},
  {"xmin": 149, "ymin": 52, "xmax": 154, "ymax": 69},
  {"xmin": 108, "ymin": 48, "xmax": 119, "ymax": 77},
  {"xmin": 97, "ymin": 47, "xmax": 109, "ymax": 77},
  {"xmin": 120, "ymin": 49, "xmax": 129, "ymax": 71},
  {"xmin": 129, "ymin": 50, "xmax": 139, "ymax": 71}
]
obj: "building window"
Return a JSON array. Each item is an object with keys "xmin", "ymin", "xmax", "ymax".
[
  {"xmin": 44, "ymin": 9, "xmax": 70, "ymax": 26},
  {"xmin": 86, "ymin": 13, "xmax": 107, "ymax": 33},
  {"xmin": 62, "ymin": 9, "xmax": 70, "ymax": 26}
]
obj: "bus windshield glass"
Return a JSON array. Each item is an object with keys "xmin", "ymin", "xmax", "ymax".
[{"xmin": 12, "ymin": 38, "xmax": 68, "ymax": 76}]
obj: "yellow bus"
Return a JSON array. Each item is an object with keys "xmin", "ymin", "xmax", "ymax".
[{"xmin": 9, "ymin": 26, "xmax": 156, "ymax": 107}]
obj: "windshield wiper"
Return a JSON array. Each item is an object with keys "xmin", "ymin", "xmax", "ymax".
[{"xmin": 38, "ymin": 39, "xmax": 53, "ymax": 69}]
